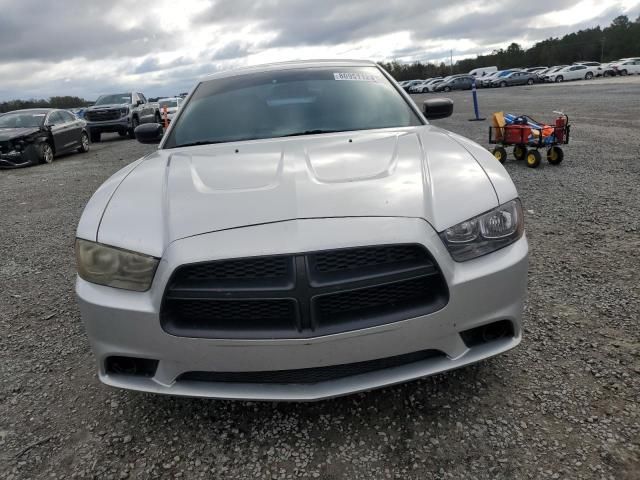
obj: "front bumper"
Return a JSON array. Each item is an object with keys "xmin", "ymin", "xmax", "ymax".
[
  {"xmin": 0, "ymin": 151, "xmax": 31, "ymax": 168},
  {"xmin": 77, "ymin": 217, "xmax": 528, "ymax": 401},
  {"xmin": 86, "ymin": 116, "xmax": 130, "ymax": 133}
]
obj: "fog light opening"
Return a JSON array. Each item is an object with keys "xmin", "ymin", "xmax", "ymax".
[
  {"xmin": 460, "ymin": 320, "xmax": 514, "ymax": 348},
  {"xmin": 105, "ymin": 356, "xmax": 158, "ymax": 377}
]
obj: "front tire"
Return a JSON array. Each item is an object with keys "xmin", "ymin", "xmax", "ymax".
[
  {"xmin": 77, "ymin": 131, "xmax": 90, "ymax": 153},
  {"xmin": 555, "ymin": 76, "xmax": 564, "ymax": 83},
  {"xmin": 585, "ymin": 72, "xmax": 594, "ymax": 80},
  {"xmin": 527, "ymin": 78, "xmax": 534, "ymax": 85},
  {"xmin": 129, "ymin": 116, "xmax": 139, "ymax": 139},
  {"xmin": 526, "ymin": 150, "xmax": 541, "ymax": 168},
  {"xmin": 620, "ymin": 69, "xmax": 628, "ymax": 76},
  {"xmin": 547, "ymin": 146, "xmax": 564, "ymax": 165},
  {"xmin": 492, "ymin": 146, "xmax": 507, "ymax": 163},
  {"xmin": 500, "ymin": 81, "xmax": 507, "ymax": 88},
  {"xmin": 444, "ymin": 86, "xmax": 451, "ymax": 92},
  {"xmin": 38, "ymin": 142, "xmax": 54, "ymax": 164}
]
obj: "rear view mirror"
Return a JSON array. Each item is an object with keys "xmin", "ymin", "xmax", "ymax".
[
  {"xmin": 423, "ymin": 98, "xmax": 454, "ymax": 120},
  {"xmin": 135, "ymin": 123, "xmax": 164, "ymax": 144}
]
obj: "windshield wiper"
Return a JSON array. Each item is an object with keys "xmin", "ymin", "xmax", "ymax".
[
  {"xmin": 173, "ymin": 130, "xmax": 347, "ymax": 148},
  {"xmin": 281, "ymin": 129, "xmax": 347, "ymax": 137},
  {"xmin": 174, "ymin": 140, "xmax": 226, "ymax": 148}
]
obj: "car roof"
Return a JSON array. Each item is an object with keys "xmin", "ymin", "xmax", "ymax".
[{"xmin": 200, "ymin": 59, "xmax": 377, "ymax": 82}]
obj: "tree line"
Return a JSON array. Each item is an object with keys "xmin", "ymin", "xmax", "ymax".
[
  {"xmin": 380, "ymin": 15, "xmax": 640, "ymax": 80},
  {"xmin": 0, "ymin": 96, "xmax": 90, "ymax": 114}
]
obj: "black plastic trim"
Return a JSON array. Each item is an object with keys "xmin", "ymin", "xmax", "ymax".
[{"xmin": 177, "ymin": 349, "xmax": 445, "ymax": 384}]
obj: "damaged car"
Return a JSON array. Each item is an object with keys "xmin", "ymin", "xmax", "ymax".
[{"xmin": 0, "ymin": 109, "xmax": 89, "ymax": 168}]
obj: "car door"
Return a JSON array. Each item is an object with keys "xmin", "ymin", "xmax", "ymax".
[
  {"xmin": 55, "ymin": 110, "xmax": 80, "ymax": 151},
  {"xmin": 571, "ymin": 66, "xmax": 585, "ymax": 80},
  {"xmin": 131, "ymin": 92, "xmax": 144, "ymax": 122},
  {"xmin": 59, "ymin": 111, "xmax": 83, "ymax": 148},
  {"xmin": 133, "ymin": 93, "xmax": 145, "ymax": 122},
  {"xmin": 137, "ymin": 93, "xmax": 152, "ymax": 122},
  {"xmin": 45, "ymin": 111, "xmax": 68, "ymax": 152}
]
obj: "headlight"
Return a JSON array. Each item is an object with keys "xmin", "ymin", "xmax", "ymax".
[
  {"xmin": 75, "ymin": 239, "xmax": 159, "ymax": 291},
  {"xmin": 439, "ymin": 199, "xmax": 524, "ymax": 262},
  {"xmin": 120, "ymin": 108, "xmax": 129, "ymax": 117}
]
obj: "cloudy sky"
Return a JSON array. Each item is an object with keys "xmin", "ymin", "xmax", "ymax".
[{"xmin": 1, "ymin": 0, "xmax": 638, "ymax": 101}]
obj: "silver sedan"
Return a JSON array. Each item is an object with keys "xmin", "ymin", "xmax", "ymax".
[{"xmin": 75, "ymin": 59, "xmax": 528, "ymax": 400}]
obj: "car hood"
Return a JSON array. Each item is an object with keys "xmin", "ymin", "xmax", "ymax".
[
  {"xmin": 86, "ymin": 104, "xmax": 127, "ymax": 110},
  {"xmin": 0, "ymin": 127, "xmax": 42, "ymax": 141},
  {"xmin": 92, "ymin": 126, "xmax": 512, "ymax": 257}
]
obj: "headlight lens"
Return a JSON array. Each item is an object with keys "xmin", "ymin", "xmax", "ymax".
[
  {"xmin": 440, "ymin": 199, "xmax": 524, "ymax": 262},
  {"xmin": 75, "ymin": 239, "xmax": 159, "ymax": 291},
  {"xmin": 120, "ymin": 108, "xmax": 129, "ymax": 117}
]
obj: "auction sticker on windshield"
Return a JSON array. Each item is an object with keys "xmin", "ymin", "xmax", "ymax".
[{"xmin": 333, "ymin": 72, "xmax": 379, "ymax": 82}]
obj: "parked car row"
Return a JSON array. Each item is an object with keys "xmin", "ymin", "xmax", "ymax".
[{"xmin": 402, "ymin": 57, "xmax": 640, "ymax": 94}]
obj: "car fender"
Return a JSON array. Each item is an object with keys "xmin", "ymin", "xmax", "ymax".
[
  {"xmin": 76, "ymin": 158, "xmax": 146, "ymax": 241},
  {"xmin": 444, "ymin": 131, "xmax": 519, "ymax": 204}
]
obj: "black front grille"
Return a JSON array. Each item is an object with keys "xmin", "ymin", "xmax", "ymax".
[
  {"xmin": 313, "ymin": 244, "xmax": 426, "ymax": 273},
  {"xmin": 85, "ymin": 109, "xmax": 121, "ymax": 121},
  {"xmin": 0, "ymin": 141, "xmax": 11, "ymax": 154},
  {"xmin": 177, "ymin": 257, "xmax": 289, "ymax": 281},
  {"xmin": 178, "ymin": 349, "xmax": 445, "ymax": 384},
  {"xmin": 163, "ymin": 299, "xmax": 298, "ymax": 336},
  {"xmin": 161, "ymin": 244, "xmax": 449, "ymax": 339},
  {"xmin": 170, "ymin": 256, "xmax": 293, "ymax": 290},
  {"xmin": 315, "ymin": 275, "xmax": 442, "ymax": 328}
]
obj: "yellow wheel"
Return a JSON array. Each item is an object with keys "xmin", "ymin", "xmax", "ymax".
[
  {"xmin": 526, "ymin": 150, "xmax": 541, "ymax": 168},
  {"xmin": 547, "ymin": 146, "xmax": 564, "ymax": 165},
  {"xmin": 513, "ymin": 145, "xmax": 527, "ymax": 161},
  {"xmin": 492, "ymin": 146, "xmax": 507, "ymax": 164}
]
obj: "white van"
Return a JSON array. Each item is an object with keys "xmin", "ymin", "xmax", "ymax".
[{"xmin": 469, "ymin": 66, "xmax": 498, "ymax": 77}]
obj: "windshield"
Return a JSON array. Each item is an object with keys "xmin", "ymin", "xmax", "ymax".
[
  {"xmin": 0, "ymin": 111, "xmax": 46, "ymax": 128},
  {"xmin": 95, "ymin": 93, "xmax": 132, "ymax": 105},
  {"xmin": 164, "ymin": 66, "xmax": 423, "ymax": 148},
  {"xmin": 159, "ymin": 99, "xmax": 178, "ymax": 108}
]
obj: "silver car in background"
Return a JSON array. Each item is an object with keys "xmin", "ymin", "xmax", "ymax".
[{"xmin": 75, "ymin": 60, "xmax": 528, "ymax": 401}]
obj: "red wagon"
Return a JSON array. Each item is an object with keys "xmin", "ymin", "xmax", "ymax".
[{"xmin": 489, "ymin": 113, "xmax": 570, "ymax": 168}]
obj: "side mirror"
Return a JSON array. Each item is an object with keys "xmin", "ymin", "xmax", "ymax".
[
  {"xmin": 423, "ymin": 98, "xmax": 453, "ymax": 120},
  {"xmin": 136, "ymin": 100, "xmax": 144, "ymax": 106},
  {"xmin": 135, "ymin": 123, "xmax": 164, "ymax": 144}
]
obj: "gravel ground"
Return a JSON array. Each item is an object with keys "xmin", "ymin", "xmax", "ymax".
[{"xmin": 1, "ymin": 77, "xmax": 639, "ymax": 480}]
